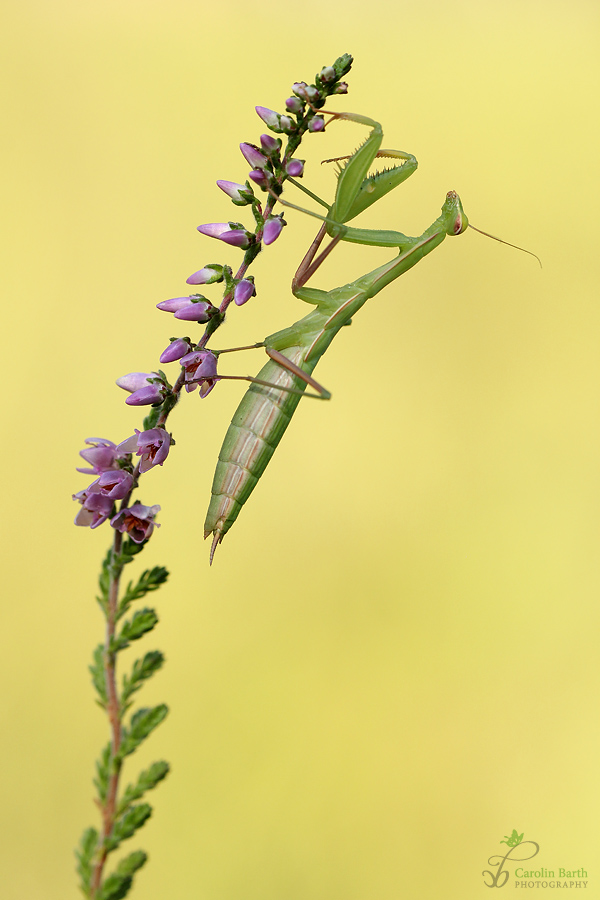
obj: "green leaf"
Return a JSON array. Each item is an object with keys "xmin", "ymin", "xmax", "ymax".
[
  {"xmin": 97, "ymin": 850, "xmax": 148, "ymax": 900},
  {"xmin": 117, "ymin": 761, "xmax": 170, "ymax": 815},
  {"xmin": 112, "ymin": 609, "xmax": 159, "ymax": 652},
  {"xmin": 121, "ymin": 651, "xmax": 165, "ymax": 707},
  {"xmin": 75, "ymin": 826, "xmax": 99, "ymax": 893},
  {"xmin": 119, "ymin": 705, "xmax": 169, "ymax": 759},
  {"xmin": 89, "ymin": 644, "xmax": 108, "ymax": 708},
  {"xmin": 117, "ymin": 567, "xmax": 169, "ymax": 620},
  {"xmin": 105, "ymin": 803, "xmax": 152, "ymax": 851},
  {"xmin": 93, "ymin": 743, "xmax": 112, "ymax": 804}
]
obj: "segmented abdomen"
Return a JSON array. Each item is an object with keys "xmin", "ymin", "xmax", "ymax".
[{"xmin": 203, "ymin": 345, "xmax": 315, "ymax": 546}]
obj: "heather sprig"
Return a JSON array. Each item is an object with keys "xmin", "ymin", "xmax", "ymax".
[{"xmin": 73, "ymin": 53, "xmax": 353, "ymax": 900}]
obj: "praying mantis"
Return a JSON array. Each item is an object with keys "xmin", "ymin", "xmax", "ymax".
[{"xmin": 203, "ymin": 110, "xmax": 529, "ymax": 561}]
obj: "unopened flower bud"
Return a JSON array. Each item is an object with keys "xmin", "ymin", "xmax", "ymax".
[
  {"xmin": 216, "ymin": 180, "xmax": 253, "ymax": 205},
  {"xmin": 116, "ymin": 372, "xmax": 155, "ymax": 393},
  {"xmin": 197, "ymin": 222, "xmax": 233, "ymax": 238},
  {"xmin": 285, "ymin": 159, "xmax": 304, "ymax": 177},
  {"xmin": 260, "ymin": 133, "xmax": 281, "ymax": 155},
  {"xmin": 126, "ymin": 385, "xmax": 165, "ymax": 406},
  {"xmin": 333, "ymin": 81, "xmax": 348, "ymax": 94},
  {"xmin": 278, "ymin": 115, "xmax": 295, "ymax": 134},
  {"xmin": 319, "ymin": 66, "xmax": 336, "ymax": 83},
  {"xmin": 240, "ymin": 142, "xmax": 268, "ymax": 170},
  {"xmin": 249, "ymin": 168, "xmax": 269, "ymax": 188},
  {"xmin": 308, "ymin": 116, "xmax": 325, "ymax": 133},
  {"xmin": 255, "ymin": 106, "xmax": 282, "ymax": 132},
  {"xmin": 220, "ymin": 229, "xmax": 252, "ymax": 248},
  {"xmin": 159, "ymin": 338, "xmax": 190, "ymax": 363},
  {"xmin": 185, "ymin": 264, "xmax": 224, "ymax": 285},
  {"xmin": 292, "ymin": 81, "xmax": 308, "ymax": 97},
  {"xmin": 285, "ymin": 96, "xmax": 303, "ymax": 113},
  {"xmin": 263, "ymin": 215, "xmax": 286, "ymax": 245},
  {"xmin": 234, "ymin": 278, "xmax": 256, "ymax": 306},
  {"xmin": 174, "ymin": 300, "xmax": 213, "ymax": 322}
]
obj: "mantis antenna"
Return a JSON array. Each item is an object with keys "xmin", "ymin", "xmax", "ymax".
[{"xmin": 468, "ymin": 224, "xmax": 542, "ymax": 268}]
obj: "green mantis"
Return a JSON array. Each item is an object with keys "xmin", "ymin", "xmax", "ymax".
[{"xmin": 203, "ymin": 111, "xmax": 471, "ymax": 561}]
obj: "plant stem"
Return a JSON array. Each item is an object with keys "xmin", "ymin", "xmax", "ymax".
[{"xmin": 90, "ymin": 531, "xmax": 124, "ymax": 898}]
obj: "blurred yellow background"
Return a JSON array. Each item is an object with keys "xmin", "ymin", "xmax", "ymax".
[{"xmin": 1, "ymin": 0, "xmax": 599, "ymax": 897}]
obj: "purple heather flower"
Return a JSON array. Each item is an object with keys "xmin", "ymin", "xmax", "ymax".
[
  {"xmin": 111, "ymin": 503, "xmax": 160, "ymax": 544},
  {"xmin": 239, "ymin": 142, "xmax": 268, "ymax": 170},
  {"xmin": 308, "ymin": 116, "xmax": 325, "ymax": 133},
  {"xmin": 116, "ymin": 372, "xmax": 155, "ymax": 393},
  {"xmin": 88, "ymin": 469, "xmax": 134, "ymax": 500},
  {"xmin": 285, "ymin": 159, "xmax": 304, "ymax": 177},
  {"xmin": 285, "ymin": 96, "xmax": 303, "ymax": 113},
  {"xmin": 117, "ymin": 428, "xmax": 170, "ymax": 474},
  {"xmin": 180, "ymin": 350, "xmax": 218, "ymax": 397},
  {"xmin": 126, "ymin": 384, "xmax": 164, "ymax": 406},
  {"xmin": 174, "ymin": 300, "xmax": 213, "ymax": 322},
  {"xmin": 159, "ymin": 338, "xmax": 190, "ymax": 363},
  {"xmin": 263, "ymin": 215, "xmax": 286, "ymax": 245},
  {"xmin": 260, "ymin": 134, "xmax": 281, "ymax": 155},
  {"xmin": 185, "ymin": 265, "xmax": 224, "ymax": 285},
  {"xmin": 73, "ymin": 489, "xmax": 115, "ymax": 529},
  {"xmin": 255, "ymin": 106, "xmax": 281, "ymax": 131},
  {"xmin": 216, "ymin": 181, "xmax": 252, "ymax": 205},
  {"xmin": 234, "ymin": 278, "xmax": 256, "ymax": 306},
  {"xmin": 77, "ymin": 438, "xmax": 121, "ymax": 475}
]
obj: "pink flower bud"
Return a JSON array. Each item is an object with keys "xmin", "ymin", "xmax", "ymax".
[
  {"xmin": 174, "ymin": 300, "xmax": 213, "ymax": 322},
  {"xmin": 240, "ymin": 142, "xmax": 268, "ymax": 170},
  {"xmin": 116, "ymin": 373, "xmax": 155, "ymax": 393},
  {"xmin": 249, "ymin": 168, "xmax": 269, "ymax": 188},
  {"xmin": 308, "ymin": 116, "xmax": 325, "ymax": 133},
  {"xmin": 197, "ymin": 223, "xmax": 232, "ymax": 238},
  {"xmin": 125, "ymin": 385, "xmax": 164, "ymax": 406},
  {"xmin": 159, "ymin": 339, "xmax": 190, "ymax": 363},
  {"xmin": 285, "ymin": 96, "xmax": 303, "ymax": 113},
  {"xmin": 157, "ymin": 297, "xmax": 194, "ymax": 312},
  {"xmin": 234, "ymin": 278, "xmax": 256, "ymax": 306},
  {"xmin": 216, "ymin": 180, "xmax": 251, "ymax": 203},
  {"xmin": 218, "ymin": 229, "xmax": 251, "ymax": 248},
  {"xmin": 263, "ymin": 215, "xmax": 286, "ymax": 245},
  {"xmin": 285, "ymin": 159, "xmax": 304, "ymax": 177},
  {"xmin": 255, "ymin": 106, "xmax": 281, "ymax": 131},
  {"xmin": 260, "ymin": 133, "xmax": 281, "ymax": 155},
  {"xmin": 185, "ymin": 265, "xmax": 224, "ymax": 285}
]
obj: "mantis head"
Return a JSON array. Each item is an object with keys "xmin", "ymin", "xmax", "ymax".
[{"xmin": 442, "ymin": 190, "xmax": 469, "ymax": 235}]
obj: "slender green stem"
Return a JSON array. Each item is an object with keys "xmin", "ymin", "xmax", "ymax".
[{"xmin": 90, "ymin": 531, "xmax": 124, "ymax": 898}]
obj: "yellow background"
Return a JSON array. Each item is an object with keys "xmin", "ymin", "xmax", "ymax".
[{"xmin": 1, "ymin": 0, "xmax": 599, "ymax": 897}]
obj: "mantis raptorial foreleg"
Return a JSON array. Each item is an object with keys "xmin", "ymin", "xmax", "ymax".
[{"xmin": 203, "ymin": 110, "xmax": 475, "ymax": 560}]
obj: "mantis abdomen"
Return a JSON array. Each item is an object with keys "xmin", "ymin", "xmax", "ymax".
[{"xmin": 203, "ymin": 346, "xmax": 316, "ymax": 548}]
